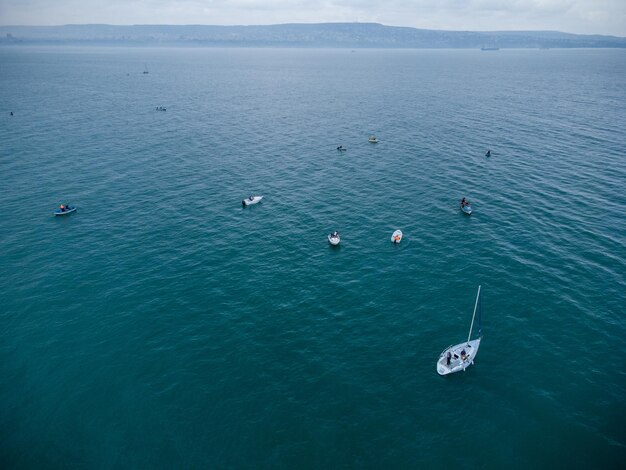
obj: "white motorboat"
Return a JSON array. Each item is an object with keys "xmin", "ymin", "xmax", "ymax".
[
  {"xmin": 328, "ymin": 231, "xmax": 340, "ymax": 246},
  {"xmin": 391, "ymin": 229, "xmax": 403, "ymax": 244},
  {"xmin": 460, "ymin": 199, "xmax": 472, "ymax": 215},
  {"xmin": 54, "ymin": 205, "xmax": 76, "ymax": 216},
  {"xmin": 368, "ymin": 136, "xmax": 378, "ymax": 143},
  {"xmin": 242, "ymin": 195, "xmax": 263, "ymax": 207},
  {"xmin": 437, "ymin": 286, "xmax": 483, "ymax": 376}
]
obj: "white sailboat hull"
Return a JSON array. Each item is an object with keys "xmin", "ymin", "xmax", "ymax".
[{"xmin": 437, "ymin": 338, "xmax": 481, "ymax": 375}]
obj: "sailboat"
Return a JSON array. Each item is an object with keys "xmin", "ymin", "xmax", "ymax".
[
  {"xmin": 436, "ymin": 286, "xmax": 483, "ymax": 375},
  {"xmin": 143, "ymin": 64, "xmax": 149, "ymax": 74}
]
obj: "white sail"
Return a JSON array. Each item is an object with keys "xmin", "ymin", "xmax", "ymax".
[{"xmin": 467, "ymin": 285, "xmax": 481, "ymax": 343}]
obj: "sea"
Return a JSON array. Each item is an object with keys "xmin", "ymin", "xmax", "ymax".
[{"xmin": 0, "ymin": 46, "xmax": 625, "ymax": 468}]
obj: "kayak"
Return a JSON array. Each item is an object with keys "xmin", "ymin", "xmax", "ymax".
[
  {"xmin": 391, "ymin": 229, "xmax": 403, "ymax": 244},
  {"xmin": 242, "ymin": 196, "xmax": 263, "ymax": 207},
  {"xmin": 54, "ymin": 206, "xmax": 76, "ymax": 216},
  {"xmin": 328, "ymin": 232, "xmax": 340, "ymax": 246}
]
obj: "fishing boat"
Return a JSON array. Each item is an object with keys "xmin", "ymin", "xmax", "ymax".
[
  {"xmin": 54, "ymin": 205, "xmax": 76, "ymax": 216},
  {"xmin": 242, "ymin": 195, "xmax": 263, "ymax": 207},
  {"xmin": 328, "ymin": 231, "xmax": 340, "ymax": 246},
  {"xmin": 368, "ymin": 136, "xmax": 378, "ymax": 143},
  {"xmin": 391, "ymin": 230, "xmax": 403, "ymax": 244},
  {"xmin": 437, "ymin": 286, "xmax": 483, "ymax": 376}
]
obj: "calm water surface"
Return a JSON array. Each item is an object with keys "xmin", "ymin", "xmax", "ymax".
[{"xmin": 1, "ymin": 47, "xmax": 625, "ymax": 468}]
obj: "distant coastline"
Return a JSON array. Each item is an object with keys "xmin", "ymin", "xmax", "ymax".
[{"xmin": 1, "ymin": 23, "xmax": 625, "ymax": 48}]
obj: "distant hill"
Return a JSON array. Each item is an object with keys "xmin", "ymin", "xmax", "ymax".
[{"xmin": 1, "ymin": 23, "xmax": 625, "ymax": 48}]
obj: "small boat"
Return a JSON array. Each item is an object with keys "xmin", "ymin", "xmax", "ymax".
[
  {"xmin": 368, "ymin": 136, "xmax": 378, "ymax": 143},
  {"xmin": 54, "ymin": 205, "xmax": 76, "ymax": 216},
  {"xmin": 460, "ymin": 199, "xmax": 472, "ymax": 215},
  {"xmin": 391, "ymin": 230, "xmax": 403, "ymax": 244},
  {"xmin": 480, "ymin": 46, "xmax": 499, "ymax": 51},
  {"xmin": 336, "ymin": 145, "xmax": 347, "ymax": 151},
  {"xmin": 156, "ymin": 106, "xmax": 166, "ymax": 111},
  {"xmin": 328, "ymin": 231, "xmax": 340, "ymax": 246},
  {"xmin": 485, "ymin": 150, "xmax": 491, "ymax": 157},
  {"xmin": 143, "ymin": 64, "xmax": 149, "ymax": 74},
  {"xmin": 242, "ymin": 195, "xmax": 263, "ymax": 207},
  {"xmin": 437, "ymin": 286, "xmax": 483, "ymax": 376}
]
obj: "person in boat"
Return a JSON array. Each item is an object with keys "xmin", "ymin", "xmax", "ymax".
[
  {"xmin": 337, "ymin": 145, "xmax": 342, "ymax": 150},
  {"xmin": 60, "ymin": 204, "xmax": 65, "ymax": 212},
  {"xmin": 10, "ymin": 112, "xmax": 13, "ymax": 116},
  {"xmin": 248, "ymin": 196, "xmax": 254, "ymax": 201},
  {"xmin": 461, "ymin": 349, "xmax": 467, "ymax": 360},
  {"xmin": 485, "ymin": 149, "xmax": 491, "ymax": 157},
  {"xmin": 446, "ymin": 351, "xmax": 452, "ymax": 366},
  {"xmin": 461, "ymin": 197, "xmax": 467, "ymax": 206}
]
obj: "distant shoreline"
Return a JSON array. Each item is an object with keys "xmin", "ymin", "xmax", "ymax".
[
  {"xmin": 2, "ymin": 43, "xmax": 625, "ymax": 50},
  {"xmin": 1, "ymin": 23, "xmax": 625, "ymax": 49}
]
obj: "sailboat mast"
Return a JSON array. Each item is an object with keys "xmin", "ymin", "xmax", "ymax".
[{"xmin": 467, "ymin": 285, "xmax": 482, "ymax": 343}]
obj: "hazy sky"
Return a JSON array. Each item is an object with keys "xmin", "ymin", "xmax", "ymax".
[{"xmin": 1, "ymin": 0, "xmax": 624, "ymax": 36}]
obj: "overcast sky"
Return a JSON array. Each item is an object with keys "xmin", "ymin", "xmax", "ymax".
[{"xmin": 0, "ymin": 0, "xmax": 624, "ymax": 36}]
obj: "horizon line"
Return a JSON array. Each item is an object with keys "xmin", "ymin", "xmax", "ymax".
[{"xmin": 1, "ymin": 22, "xmax": 624, "ymax": 39}]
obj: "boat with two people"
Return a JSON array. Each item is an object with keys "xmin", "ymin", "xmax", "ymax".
[
  {"xmin": 391, "ymin": 229, "xmax": 403, "ymax": 244},
  {"xmin": 54, "ymin": 204, "xmax": 76, "ymax": 216},
  {"xmin": 460, "ymin": 197, "xmax": 472, "ymax": 215},
  {"xmin": 328, "ymin": 231, "xmax": 340, "ymax": 246},
  {"xmin": 437, "ymin": 285, "xmax": 483, "ymax": 376},
  {"xmin": 368, "ymin": 136, "xmax": 378, "ymax": 144},
  {"xmin": 242, "ymin": 195, "xmax": 263, "ymax": 207}
]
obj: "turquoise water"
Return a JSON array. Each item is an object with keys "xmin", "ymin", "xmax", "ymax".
[{"xmin": 1, "ymin": 47, "xmax": 625, "ymax": 468}]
